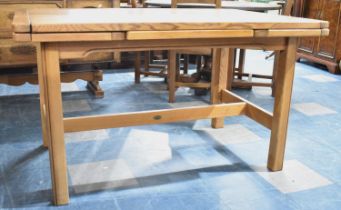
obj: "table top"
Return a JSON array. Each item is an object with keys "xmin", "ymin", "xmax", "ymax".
[
  {"xmin": 13, "ymin": 8, "xmax": 328, "ymax": 34},
  {"xmin": 144, "ymin": 0, "xmax": 282, "ymax": 11}
]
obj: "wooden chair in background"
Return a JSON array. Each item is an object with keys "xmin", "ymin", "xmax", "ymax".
[
  {"xmin": 168, "ymin": 0, "xmax": 222, "ymax": 103},
  {"xmin": 134, "ymin": 2, "xmax": 169, "ymax": 84},
  {"xmin": 232, "ymin": 0, "xmax": 294, "ymax": 96}
]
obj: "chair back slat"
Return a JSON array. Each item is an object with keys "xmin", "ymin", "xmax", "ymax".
[{"xmin": 171, "ymin": 0, "xmax": 221, "ymax": 8}]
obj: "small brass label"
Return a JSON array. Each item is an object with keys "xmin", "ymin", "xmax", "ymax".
[{"xmin": 153, "ymin": 115, "xmax": 162, "ymax": 120}]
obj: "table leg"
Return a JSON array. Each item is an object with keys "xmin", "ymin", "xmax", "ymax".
[
  {"xmin": 211, "ymin": 48, "xmax": 229, "ymax": 128},
  {"xmin": 144, "ymin": 51, "xmax": 150, "ymax": 75},
  {"xmin": 37, "ymin": 44, "xmax": 50, "ymax": 148},
  {"xmin": 268, "ymin": 38, "xmax": 297, "ymax": 171},
  {"xmin": 271, "ymin": 51, "xmax": 280, "ymax": 97},
  {"xmin": 168, "ymin": 50, "xmax": 176, "ymax": 103},
  {"xmin": 38, "ymin": 43, "xmax": 69, "ymax": 205},
  {"xmin": 226, "ymin": 49, "xmax": 235, "ymax": 91}
]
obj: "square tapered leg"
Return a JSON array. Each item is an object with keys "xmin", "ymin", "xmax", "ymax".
[{"xmin": 268, "ymin": 38, "xmax": 297, "ymax": 171}]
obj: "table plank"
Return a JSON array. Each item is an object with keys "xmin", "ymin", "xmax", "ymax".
[
  {"xmin": 12, "ymin": 8, "xmax": 328, "ymax": 34},
  {"xmin": 127, "ymin": 29, "xmax": 254, "ymax": 40}
]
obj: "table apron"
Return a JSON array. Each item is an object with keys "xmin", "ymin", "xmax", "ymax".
[{"xmin": 56, "ymin": 37, "xmax": 287, "ymax": 59}]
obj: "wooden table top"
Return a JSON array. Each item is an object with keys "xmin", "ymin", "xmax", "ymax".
[
  {"xmin": 13, "ymin": 8, "xmax": 328, "ymax": 34},
  {"xmin": 144, "ymin": 0, "xmax": 282, "ymax": 11}
]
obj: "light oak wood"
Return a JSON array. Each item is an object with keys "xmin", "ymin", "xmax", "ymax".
[
  {"xmin": 236, "ymin": 72, "xmax": 273, "ymax": 79},
  {"xmin": 23, "ymin": 32, "xmax": 127, "ymax": 42},
  {"xmin": 14, "ymin": 7, "xmax": 328, "ymax": 206},
  {"xmin": 111, "ymin": 32, "xmax": 126, "ymax": 40},
  {"xmin": 39, "ymin": 43, "xmax": 69, "ymax": 205},
  {"xmin": 272, "ymin": 51, "xmax": 280, "ymax": 97},
  {"xmin": 31, "ymin": 32, "xmax": 113, "ymax": 42},
  {"xmin": 211, "ymin": 48, "xmax": 229, "ymax": 128},
  {"xmin": 12, "ymin": 8, "xmax": 328, "ymax": 34},
  {"xmin": 57, "ymin": 38, "xmax": 287, "ymax": 59},
  {"xmin": 12, "ymin": 32, "xmax": 31, "ymax": 41},
  {"xmin": 168, "ymin": 50, "xmax": 176, "ymax": 103},
  {"xmin": 64, "ymin": 103, "xmax": 247, "ymax": 132},
  {"xmin": 127, "ymin": 30, "xmax": 254, "ymax": 40},
  {"xmin": 232, "ymin": 80, "xmax": 273, "ymax": 87},
  {"xmin": 268, "ymin": 38, "xmax": 297, "ymax": 171},
  {"xmin": 226, "ymin": 48, "xmax": 235, "ymax": 90},
  {"xmin": 112, "ymin": 0, "xmax": 121, "ymax": 8},
  {"xmin": 0, "ymin": 39, "xmax": 36, "ymax": 66},
  {"xmin": 254, "ymin": 29, "xmax": 328, "ymax": 37},
  {"xmin": 37, "ymin": 43, "xmax": 50, "ymax": 148},
  {"xmin": 1, "ymin": 2, "xmax": 63, "ymax": 39},
  {"xmin": 175, "ymin": 82, "xmax": 210, "ymax": 88},
  {"xmin": 11, "ymin": 9, "xmax": 31, "ymax": 33},
  {"xmin": 221, "ymin": 90, "xmax": 273, "ymax": 129}
]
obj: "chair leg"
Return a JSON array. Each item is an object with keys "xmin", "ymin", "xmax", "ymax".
[
  {"xmin": 168, "ymin": 50, "xmax": 177, "ymax": 103},
  {"xmin": 135, "ymin": 52, "xmax": 141, "ymax": 84},
  {"xmin": 176, "ymin": 54, "xmax": 181, "ymax": 81},
  {"xmin": 237, "ymin": 49, "xmax": 246, "ymax": 80},
  {"xmin": 196, "ymin": 56, "xmax": 202, "ymax": 73},
  {"xmin": 144, "ymin": 51, "xmax": 150, "ymax": 76},
  {"xmin": 183, "ymin": 54, "xmax": 189, "ymax": 74}
]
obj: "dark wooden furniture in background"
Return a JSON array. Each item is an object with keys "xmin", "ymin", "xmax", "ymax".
[
  {"xmin": 0, "ymin": 0, "xmax": 131, "ymax": 97},
  {"xmin": 295, "ymin": 0, "xmax": 341, "ymax": 74}
]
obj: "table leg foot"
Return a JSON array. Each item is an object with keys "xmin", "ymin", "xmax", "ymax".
[{"xmin": 212, "ymin": 118, "xmax": 224, "ymax": 128}]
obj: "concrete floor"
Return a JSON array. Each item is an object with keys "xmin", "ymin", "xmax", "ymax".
[{"xmin": 0, "ymin": 50, "xmax": 340, "ymax": 210}]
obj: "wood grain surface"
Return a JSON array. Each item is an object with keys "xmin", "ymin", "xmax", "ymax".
[{"xmin": 12, "ymin": 8, "xmax": 329, "ymax": 34}]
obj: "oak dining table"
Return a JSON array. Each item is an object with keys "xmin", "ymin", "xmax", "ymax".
[{"xmin": 12, "ymin": 8, "xmax": 328, "ymax": 205}]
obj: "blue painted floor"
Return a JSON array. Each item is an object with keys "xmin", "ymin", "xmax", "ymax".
[{"xmin": 0, "ymin": 51, "xmax": 341, "ymax": 210}]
